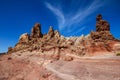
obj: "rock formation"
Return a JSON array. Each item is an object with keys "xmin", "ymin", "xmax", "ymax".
[
  {"xmin": 19, "ymin": 33, "xmax": 30, "ymax": 43},
  {"xmin": 31, "ymin": 23, "xmax": 43, "ymax": 38},
  {"xmin": 90, "ymin": 14, "xmax": 114, "ymax": 41},
  {"xmin": 2, "ymin": 14, "xmax": 120, "ymax": 80},
  {"xmin": 96, "ymin": 14, "xmax": 110, "ymax": 32},
  {"xmin": 7, "ymin": 14, "xmax": 120, "ymax": 56},
  {"xmin": 54, "ymin": 30, "xmax": 60, "ymax": 39},
  {"xmin": 47, "ymin": 26, "xmax": 54, "ymax": 39}
]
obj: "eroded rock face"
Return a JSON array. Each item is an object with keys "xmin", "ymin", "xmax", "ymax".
[
  {"xmin": 91, "ymin": 31, "xmax": 114, "ymax": 41},
  {"xmin": 7, "ymin": 14, "xmax": 119, "ymax": 56},
  {"xmin": 96, "ymin": 14, "xmax": 110, "ymax": 32},
  {"xmin": 47, "ymin": 26, "xmax": 54, "ymax": 39},
  {"xmin": 54, "ymin": 30, "xmax": 60, "ymax": 39},
  {"xmin": 19, "ymin": 33, "xmax": 30, "ymax": 43},
  {"xmin": 91, "ymin": 14, "xmax": 114, "ymax": 41},
  {"xmin": 31, "ymin": 23, "xmax": 43, "ymax": 38},
  {"xmin": 8, "ymin": 47, "xmax": 13, "ymax": 53}
]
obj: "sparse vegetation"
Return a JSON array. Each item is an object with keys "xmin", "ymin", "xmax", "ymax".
[{"xmin": 116, "ymin": 52, "xmax": 120, "ymax": 56}]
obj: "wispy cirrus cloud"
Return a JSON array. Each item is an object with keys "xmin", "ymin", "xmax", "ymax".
[
  {"xmin": 45, "ymin": 0, "xmax": 104, "ymax": 35},
  {"xmin": 45, "ymin": 2, "xmax": 65, "ymax": 30}
]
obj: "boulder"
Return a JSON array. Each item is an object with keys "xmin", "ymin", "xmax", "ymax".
[
  {"xmin": 113, "ymin": 43, "xmax": 120, "ymax": 51},
  {"xmin": 63, "ymin": 56, "xmax": 73, "ymax": 61}
]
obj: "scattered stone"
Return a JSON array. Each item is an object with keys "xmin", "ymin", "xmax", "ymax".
[
  {"xmin": 52, "ymin": 54, "xmax": 60, "ymax": 60},
  {"xmin": 42, "ymin": 73, "xmax": 51, "ymax": 78},
  {"xmin": 63, "ymin": 56, "xmax": 73, "ymax": 61}
]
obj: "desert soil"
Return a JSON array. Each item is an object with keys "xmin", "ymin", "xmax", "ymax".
[{"xmin": 0, "ymin": 51, "xmax": 120, "ymax": 80}]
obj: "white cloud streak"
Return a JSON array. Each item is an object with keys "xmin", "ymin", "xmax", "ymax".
[
  {"xmin": 45, "ymin": 2, "xmax": 65, "ymax": 30},
  {"xmin": 45, "ymin": 0, "xmax": 104, "ymax": 34}
]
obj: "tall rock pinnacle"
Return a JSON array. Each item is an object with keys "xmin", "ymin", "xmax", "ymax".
[
  {"xmin": 47, "ymin": 26, "xmax": 54, "ymax": 38},
  {"xmin": 31, "ymin": 23, "xmax": 43, "ymax": 38},
  {"xmin": 91, "ymin": 14, "xmax": 114, "ymax": 41},
  {"xmin": 96, "ymin": 14, "xmax": 110, "ymax": 32}
]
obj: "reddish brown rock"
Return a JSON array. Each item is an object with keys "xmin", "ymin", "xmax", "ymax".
[
  {"xmin": 54, "ymin": 30, "xmax": 60, "ymax": 39},
  {"xmin": 8, "ymin": 47, "xmax": 13, "ymax": 53},
  {"xmin": 3, "ymin": 14, "xmax": 120, "ymax": 80},
  {"xmin": 19, "ymin": 33, "xmax": 30, "ymax": 43},
  {"xmin": 63, "ymin": 56, "xmax": 73, "ymax": 61},
  {"xmin": 91, "ymin": 31, "xmax": 114, "ymax": 41},
  {"xmin": 96, "ymin": 14, "xmax": 110, "ymax": 32},
  {"xmin": 47, "ymin": 26, "xmax": 54, "ymax": 39},
  {"xmin": 91, "ymin": 14, "xmax": 114, "ymax": 41},
  {"xmin": 7, "ymin": 14, "xmax": 119, "ymax": 57},
  {"xmin": 31, "ymin": 23, "xmax": 43, "ymax": 38}
]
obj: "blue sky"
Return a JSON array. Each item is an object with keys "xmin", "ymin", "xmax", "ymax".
[{"xmin": 0, "ymin": 0, "xmax": 120, "ymax": 52}]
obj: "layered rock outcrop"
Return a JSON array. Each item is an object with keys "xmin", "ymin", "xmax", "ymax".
[
  {"xmin": 7, "ymin": 14, "xmax": 120, "ymax": 56},
  {"xmin": 96, "ymin": 14, "xmax": 110, "ymax": 32},
  {"xmin": 3, "ymin": 14, "xmax": 120, "ymax": 80},
  {"xmin": 90, "ymin": 14, "xmax": 115, "ymax": 41},
  {"xmin": 19, "ymin": 33, "xmax": 30, "ymax": 43},
  {"xmin": 31, "ymin": 23, "xmax": 43, "ymax": 38},
  {"xmin": 47, "ymin": 26, "xmax": 54, "ymax": 38}
]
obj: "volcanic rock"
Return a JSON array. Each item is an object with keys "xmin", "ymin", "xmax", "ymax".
[
  {"xmin": 74, "ymin": 35, "xmax": 84, "ymax": 46},
  {"xmin": 31, "ymin": 23, "xmax": 43, "ymax": 38},
  {"xmin": 19, "ymin": 33, "xmax": 30, "ymax": 43},
  {"xmin": 4, "ymin": 14, "xmax": 120, "ymax": 80},
  {"xmin": 8, "ymin": 33, "xmax": 31, "ymax": 53},
  {"xmin": 54, "ymin": 30, "xmax": 60, "ymax": 39},
  {"xmin": 7, "ymin": 14, "xmax": 120, "ymax": 56},
  {"xmin": 96, "ymin": 14, "xmax": 110, "ymax": 32},
  {"xmin": 63, "ymin": 56, "xmax": 73, "ymax": 61},
  {"xmin": 8, "ymin": 47, "xmax": 13, "ymax": 53},
  {"xmin": 113, "ymin": 43, "xmax": 120, "ymax": 52},
  {"xmin": 47, "ymin": 26, "xmax": 54, "ymax": 39},
  {"xmin": 90, "ymin": 14, "xmax": 114, "ymax": 41}
]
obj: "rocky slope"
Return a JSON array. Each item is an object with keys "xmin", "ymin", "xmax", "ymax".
[
  {"xmin": 0, "ymin": 50, "xmax": 120, "ymax": 80},
  {"xmin": 8, "ymin": 14, "xmax": 120, "ymax": 57},
  {"xmin": 1, "ymin": 14, "xmax": 120, "ymax": 80}
]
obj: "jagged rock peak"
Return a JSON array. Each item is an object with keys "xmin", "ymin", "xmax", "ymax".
[
  {"xmin": 91, "ymin": 14, "xmax": 114, "ymax": 41},
  {"xmin": 96, "ymin": 14, "xmax": 102, "ymax": 21},
  {"xmin": 47, "ymin": 26, "xmax": 54, "ymax": 38},
  {"xmin": 54, "ymin": 30, "xmax": 60, "ymax": 38},
  {"xmin": 31, "ymin": 23, "xmax": 43, "ymax": 38},
  {"xmin": 96, "ymin": 14, "xmax": 110, "ymax": 32}
]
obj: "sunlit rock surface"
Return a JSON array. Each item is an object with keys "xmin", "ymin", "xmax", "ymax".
[{"xmin": 2, "ymin": 14, "xmax": 120, "ymax": 80}]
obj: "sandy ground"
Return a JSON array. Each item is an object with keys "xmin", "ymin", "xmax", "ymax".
[
  {"xmin": 46, "ymin": 59, "xmax": 120, "ymax": 80},
  {"xmin": 0, "ymin": 51, "xmax": 120, "ymax": 80}
]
